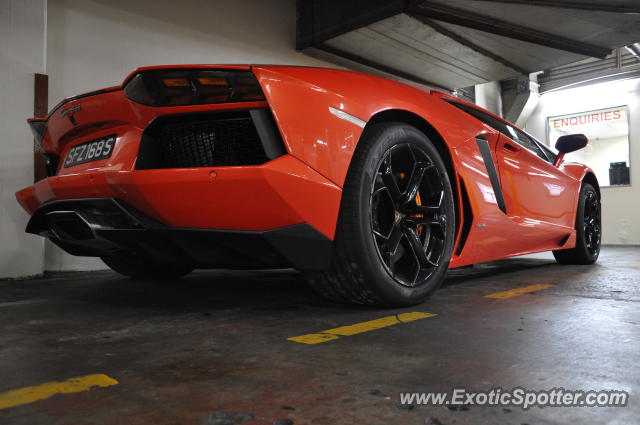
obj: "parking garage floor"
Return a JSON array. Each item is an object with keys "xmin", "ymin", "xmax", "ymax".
[{"xmin": 0, "ymin": 246, "xmax": 638, "ymax": 425}]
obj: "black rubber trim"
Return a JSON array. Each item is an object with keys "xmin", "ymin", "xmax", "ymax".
[
  {"xmin": 26, "ymin": 198, "xmax": 332, "ymax": 270},
  {"xmin": 475, "ymin": 136, "xmax": 507, "ymax": 214},
  {"xmin": 249, "ymin": 109, "xmax": 287, "ymax": 159}
]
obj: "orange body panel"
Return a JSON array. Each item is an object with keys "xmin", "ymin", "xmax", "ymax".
[
  {"xmin": 16, "ymin": 64, "xmax": 596, "ymax": 269},
  {"xmin": 251, "ymin": 66, "xmax": 482, "ymax": 187},
  {"xmin": 444, "ymin": 133, "xmax": 575, "ymax": 267}
]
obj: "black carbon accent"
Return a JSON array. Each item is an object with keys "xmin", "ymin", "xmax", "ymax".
[
  {"xmin": 26, "ymin": 198, "xmax": 332, "ymax": 271},
  {"xmin": 249, "ymin": 109, "xmax": 287, "ymax": 159},
  {"xmin": 454, "ymin": 178, "xmax": 473, "ymax": 256},
  {"xmin": 476, "ymin": 136, "xmax": 507, "ymax": 214}
]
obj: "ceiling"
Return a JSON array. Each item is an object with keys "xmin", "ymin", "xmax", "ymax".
[{"xmin": 297, "ymin": 0, "xmax": 640, "ymax": 90}]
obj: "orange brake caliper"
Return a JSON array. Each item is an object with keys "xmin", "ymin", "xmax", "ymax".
[
  {"xmin": 415, "ymin": 191, "xmax": 424, "ymax": 235},
  {"xmin": 399, "ymin": 172, "xmax": 425, "ymax": 236}
]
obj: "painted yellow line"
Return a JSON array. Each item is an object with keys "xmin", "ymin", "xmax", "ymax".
[
  {"xmin": 288, "ymin": 312, "xmax": 437, "ymax": 344},
  {"xmin": 484, "ymin": 284, "xmax": 556, "ymax": 299},
  {"xmin": 0, "ymin": 374, "xmax": 118, "ymax": 410}
]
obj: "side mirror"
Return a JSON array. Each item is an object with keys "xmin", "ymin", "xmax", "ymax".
[{"xmin": 554, "ymin": 134, "xmax": 588, "ymax": 166}]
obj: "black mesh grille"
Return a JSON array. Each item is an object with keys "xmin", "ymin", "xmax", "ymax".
[
  {"xmin": 155, "ymin": 115, "xmax": 267, "ymax": 168},
  {"xmin": 136, "ymin": 109, "xmax": 285, "ymax": 170}
]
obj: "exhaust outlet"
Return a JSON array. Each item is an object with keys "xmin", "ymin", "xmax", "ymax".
[{"xmin": 45, "ymin": 211, "xmax": 95, "ymax": 241}]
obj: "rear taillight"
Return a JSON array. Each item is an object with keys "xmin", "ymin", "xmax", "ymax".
[{"xmin": 124, "ymin": 69, "xmax": 265, "ymax": 107}]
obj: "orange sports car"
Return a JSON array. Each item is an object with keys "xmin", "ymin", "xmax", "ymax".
[{"xmin": 16, "ymin": 65, "xmax": 601, "ymax": 306}]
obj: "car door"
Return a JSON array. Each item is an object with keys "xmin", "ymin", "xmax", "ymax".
[
  {"xmin": 494, "ymin": 125, "xmax": 577, "ymax": 229},
  {"xmin": 441, "ymin": 98, "xmax": 577, "ymax": 229}
]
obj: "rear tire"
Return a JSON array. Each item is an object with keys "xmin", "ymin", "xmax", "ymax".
[
  {"xmin": 307, "ymin": 123, "xmax": 456, "ymax": 307},
  {"xmin": 102, "ymin": 256, "xmax": 194, "ymax": 280},
  {"xmin": 553, "ymin": 183, "xmax": 601, "ymax": 265}
]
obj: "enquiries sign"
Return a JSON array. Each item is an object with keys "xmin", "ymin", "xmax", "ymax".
[{"xmin": 550, "ymin": 107, "xmax": 626, "ymax": 130}]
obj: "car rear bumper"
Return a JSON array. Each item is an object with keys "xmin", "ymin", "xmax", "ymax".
[
  {"xmin": 16, "ymin": 154, "xmax": 341, "ymax": 236},
  {"xmin": 16, "ymin": 155, "xmax": 342, "ymax": 270}
]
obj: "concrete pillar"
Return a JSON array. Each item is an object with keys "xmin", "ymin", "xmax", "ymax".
[
  {"xmin": 503, "ymin": 76, "xmax": 540, "ymax": 128},
  {"xmin": 0, "ymin": 0, "xmax": 47, "ymax": 277},
  {"xmin": 475, "ymin": 81, "xmax": 503, "ymax": 117}
]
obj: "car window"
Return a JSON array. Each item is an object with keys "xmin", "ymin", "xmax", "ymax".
[
  {"xmin": 510, "ymin": 127, "xmax": 549, "ymax": 162},
  {"xmin": 444, "ymin": 99, "xmax": 552, "ymax": 163},
  {"xmin": 444, "ymin": 100, "xmax": 510, "ymax": 135},
  {"xmin": 537, "ymin": 141, "xmax": 558, "ymax": 163}
]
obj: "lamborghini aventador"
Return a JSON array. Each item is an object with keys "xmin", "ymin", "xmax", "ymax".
[{"xmin": 16, "ymin": 65, "xmax": 601, "ymax": 306}]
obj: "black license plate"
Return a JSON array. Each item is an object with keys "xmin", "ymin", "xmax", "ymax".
[{"xmin": 63, "ymin": 134, "xmax": 116, "ymax": 168}]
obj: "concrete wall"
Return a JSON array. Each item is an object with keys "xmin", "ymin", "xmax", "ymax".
[
  {"xmin": 526, "ymin": 78, "xmax": 640, "ymax": 245},
  {"xmin": 43, "ymin": 0, "xmax": 338, "ymax": 272},
  {"xmin": 0, "ymin": 0, "xmax": 47, "ymax": 278}
]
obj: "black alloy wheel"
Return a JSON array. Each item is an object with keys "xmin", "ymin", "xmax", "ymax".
[
  {"xmin": 553, "ymin": 183, "xmax": 601, "ymax": 265},
  {"xmin": 370, "ymin": 143, "xmax": 447, "ymax": 287},
  {"xmin": 307, "ymin": 123, "xmax": 455, "ymax": 306},
  {"xmin": 583, "ymin": 190, "xmax": 601, "ymax": 256}
]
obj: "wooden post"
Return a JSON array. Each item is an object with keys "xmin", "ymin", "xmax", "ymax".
[{"xmin": 33, "ymin": 73, "xmax": 48, "ymax": 182}]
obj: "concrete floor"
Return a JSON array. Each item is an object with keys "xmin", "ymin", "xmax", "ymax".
[{"xmin": 0, "ymin": 246, "xmax": 638, "ymax": 425}]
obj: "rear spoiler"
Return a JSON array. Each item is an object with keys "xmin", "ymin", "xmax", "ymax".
[
  {"xmin": 27, "ymin": 85, "xmax": 121, "ymax": 151},
  {"xmin": 47, "ymin": 86, "xmax": 121, "ymax": 119}
]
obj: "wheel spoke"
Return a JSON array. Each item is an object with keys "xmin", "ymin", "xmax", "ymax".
[
  {"xmin": 376, "ymin": 223, "xmax": 403, "ymax": 266},
  {"xmin": 372, "ymin": 229, "xmax": 387, "ymax": 240},
  {"xmin": 406, "ymin": 190, "xmax": 443, "ymax": 215},
  {"xmin": 372, "ymin": 185, "xmax": 396, "ymax": 214},
  {"xmin": 425, "ymin": 237, "xmax": 443, "ymax": 267},
  {"xmin": 404, "ymin": 226, "xmax": 430, "ymax": 266},
  {"xmin": 411, "ymin": 205, "xmax": 441, "ymax": 214},
  {"xmin": 387, "ymin": 223, "xmax": 403, "ymax": 255},
  {"xmin": 418, "ymin": 218, "xmax": 442, "ymax": 227},
  {"xmin": 402, "ymin": 163, "xmax": 432, "ymax": 205},
  {"xmin": 381, "ymin": 155, "xmax": 402, "ymax": 204},
  {"xmin": 383, "ymin": 226, "xmax": 402, "ymax": 272}
]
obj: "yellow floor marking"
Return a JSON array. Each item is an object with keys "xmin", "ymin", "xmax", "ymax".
[
  {"xmin": 0, "ymin": 374, "xmax": 118, "ymax": 410},
  {"xmin": 288, "ymin": 312, "xmax": 437, "ymax": 344},
  {"xmin": 484, "ymin": 284, "xmax": 556, "ymax": 299}
]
